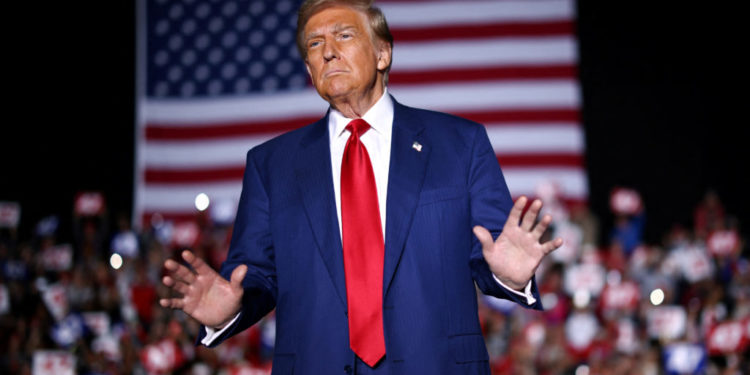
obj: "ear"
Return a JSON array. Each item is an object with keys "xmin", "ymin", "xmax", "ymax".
[
  {"xmin": 376, "ymin": 42, "xmax": 392, "ymax": 72},
  {"xmin": 304, "ymin": 61, "xmax": 312, "ymax": 78}
]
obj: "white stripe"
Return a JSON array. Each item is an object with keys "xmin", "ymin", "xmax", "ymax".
[
  {"xmin": 143, "ymin": 181, "xmax": 242, "ymax": 212},
  {"xmin": 390, "ymin": 79, "xmax": 580, "ymax": 112},
  {"xmin": 382, "ymin": 0, "xmax": 574, "ymax": 28},
  {"xmin": 486, "ymin": 124, "xmax": 584, "ymax": 154},
  {"xmin": 503, "ymin": 167, "xmax": 588, "ymax": 199},
  {"xmin": 392, "ymin": 36, "xmax": 577, "ymax": 71},
  {"xmin": 144, "ymin": 134, "xmax": 277, "ymax": 169},
  {"xmin": 145, "ymin": 89, "xmax": 327, "ymax": 125},
  {"xmin": 143, "ymin": 124, "xmax": 583, "ymax": 169},
  {"xmin": 145, "ymin": 80, "xmax": 579, "ymax": 125}
]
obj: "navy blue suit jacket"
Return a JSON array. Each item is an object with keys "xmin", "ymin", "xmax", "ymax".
[{"xmin": 200, "ymin": 98, "xmax": 542, "ymax": 374}]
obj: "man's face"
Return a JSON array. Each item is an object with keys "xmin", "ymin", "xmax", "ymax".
[{"xmin": 303, "ymin": 6, "xmax": 389, "ymax": 104}]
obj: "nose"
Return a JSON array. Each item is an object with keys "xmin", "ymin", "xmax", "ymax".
[{"xmin": 323, "ymin": 37, "xmax": 338, "ymax": 62}]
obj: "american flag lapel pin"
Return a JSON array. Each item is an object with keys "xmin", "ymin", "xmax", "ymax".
[{"xmin": 412, "ymin": 141, "xmax": 422, "ymax": 152}]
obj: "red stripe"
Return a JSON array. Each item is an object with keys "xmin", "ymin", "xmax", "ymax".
[
  {"xmin": 391, "ymin": 20, "xmax": 574, "ymax": 42},
  {"xmin": 144, "ymin": 153, "xmax": 582, "ymax": 185},
  {"xmin": 389, "ymin": 64, "xmax": 577, "ymax": 84},
  {"xmin": 145, "ymin": 108, "xmax": 580, "ymax": 141},
  {"xmin": 497, "ymin": 153, "xmax": 584, "ymax": 168},
  {"xmin": 146, "ymin": 167, "xmax": 245, "ymax": 183},
  {"xmin": 146, "ymin": 116, "xmax": 319, "ymax": 141}
]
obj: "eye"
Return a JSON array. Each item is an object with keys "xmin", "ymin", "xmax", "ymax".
[{"xmin": 308, "ymin": 40, "xmax": 321, "ymax": 49}]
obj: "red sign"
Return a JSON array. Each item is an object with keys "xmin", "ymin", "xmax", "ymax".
[
  {"xmin": 140, "ymin": 338, "xmax": 185, "ymax": 375},
  {"xmin": 600, "ymin": 281, "xmax": 640, "ymax": 312},
  {"xmin": 706, "ymin": 320, "xmax": 746, "ymax": 355}
]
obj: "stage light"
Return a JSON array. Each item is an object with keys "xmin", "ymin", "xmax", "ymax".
[
  {"xmin": 195, "ymin": 193, "xmax": 210, "ymax": 211},
  {"xmin": 650, "ymin": 288, "xmax": 665, "ymax": 306},
  {"xmin": 110, "ymin": 253, "xmax": 123, "ymax": 270},
  {"xmin": 575, "ymin": 365, "xmax": 590, "ymax": 375}
]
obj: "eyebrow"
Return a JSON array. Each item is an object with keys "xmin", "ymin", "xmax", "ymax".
[{"xmin": 305, "ymin": 24, "xmax": 358, "ymax": 43}]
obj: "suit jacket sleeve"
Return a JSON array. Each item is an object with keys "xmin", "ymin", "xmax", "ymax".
[
  {"xmin": 197, "ymin": 149, "xmax": 279, "ymax": 346},
  {"xmin": 467, "ymin": 124, "xmax": 543, "ymax": 310}
]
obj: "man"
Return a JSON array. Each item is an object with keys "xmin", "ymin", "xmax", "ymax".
[{"xmin": 160, "ymin": 1, "xmax": 562, "ymax": 373}]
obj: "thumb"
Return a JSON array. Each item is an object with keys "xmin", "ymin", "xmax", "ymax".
[
  {"xmin": 229, "ymin": 264, "xmax": 248, "ymax": 289},
  {"xmin": 473, "ymin": 225, "xmax": 494, "ymax": 248}
]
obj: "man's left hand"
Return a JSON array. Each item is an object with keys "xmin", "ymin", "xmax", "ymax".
[{"xmin": 473, "ymin": 196, "xmax": 563, "ymax": 291}]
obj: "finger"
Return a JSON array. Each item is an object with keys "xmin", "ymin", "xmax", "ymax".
[
  {"xmin": 521, "ymin": 199, "xmax": 542, "ymax": 231},
  {"xmin": 541, "ymin": 237, "xmax": 564, "ymax": 254},
  {"xmin": 472, "ymin": 225, "xmax": 494, "ymax": 248},
  {"xmin": 506, "ymin": 196, "xmax": 527, "ymax": 227},
  {"xmin": 164, "ymin": 259, "xmax": 197, "ymax": 284},
  {"xmin": 230, "ymin": 264, "xmax": 248, "ymax": 289},
  {"xmin": 163, "ymin": 276, "xmax": 191, "ymax": 295},
  {"xmin": 182, "ymin": 250, "xmax": 215, "ymax": 276},
  {"xmin": 159, "ymin": 297, "xmax": 184, "ymax": 310},
  {"xmin": 531, "ymin": 214, "xmax": 553, "ymax": 240}
]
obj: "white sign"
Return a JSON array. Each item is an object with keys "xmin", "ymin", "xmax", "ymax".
[
  {"xmin": 564, "ymin": 263, "xmax": 606, "ymax": 297},
  {"xmin": 32, "ymin": 350, "xmax": 75, "ymax": 375},
  {"xmin": 647, "ymin": 305, "xmax": 687, "ymax": 340}
]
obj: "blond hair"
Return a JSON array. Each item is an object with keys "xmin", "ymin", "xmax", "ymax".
[{"xmin": 296, "ymin": 0, "xmax": 394, "ymax": 83}]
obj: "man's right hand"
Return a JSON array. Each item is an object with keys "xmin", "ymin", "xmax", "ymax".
[{"xmin": 160, "ymin": 250, "xmax": 247, "ymax": 329}]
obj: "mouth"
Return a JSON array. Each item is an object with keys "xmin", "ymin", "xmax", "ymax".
[{"xmin": 324, "ymin": 69, "xmax": 347, "ymax": 78}]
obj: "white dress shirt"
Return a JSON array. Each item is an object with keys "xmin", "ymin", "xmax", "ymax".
[{"xmin": 202, "ymin": 90, "xmax": 534, "ymax": 345}]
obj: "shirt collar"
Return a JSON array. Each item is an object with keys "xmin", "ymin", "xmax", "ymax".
[{"xmin": 329, "ymin": 89, "xmax": 393, "ymax": 139}]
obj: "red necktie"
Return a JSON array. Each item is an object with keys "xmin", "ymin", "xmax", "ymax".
[{"xmin": 341, "ymin": 118, "xmax": 385, "ymax": 367}]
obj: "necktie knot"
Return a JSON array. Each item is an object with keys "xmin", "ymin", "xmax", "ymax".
[{"xmin": 346, "ymin": 119, "xmax": 370, "ymax": 137}]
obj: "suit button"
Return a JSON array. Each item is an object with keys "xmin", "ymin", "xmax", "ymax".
[{"xmin": 344, "ymin": 365, "xmax": 353, "ymax": 374}]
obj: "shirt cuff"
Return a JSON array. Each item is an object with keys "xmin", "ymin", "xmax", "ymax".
[
  {"xmin": 201, "ymin": 312, "xmax": 241, "ymax": 346},
  {"xmin": 492, "ymin": 274, "xmax": 537, "ymax": 305}
]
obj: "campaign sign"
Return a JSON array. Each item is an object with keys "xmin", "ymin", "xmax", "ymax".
[
  {"xmin": 647, "ymin": 305, "xmax": 687, "ymax": 340},
  {"xmin": 32, "ymin": 350, "xmax": 76, "ymax": 375},
  {"xmin": 41, "ymin": 283, "xmax": 68, "ymax": 321},
  {"xmin": 140, "ymin": 338, "xmax": 185, "ymax": 374},
  {"xmin": 74, "ymin": 191, "xmax": 105, "ymax": 216},
  {"xmin": 610, "ymin": 187, "xmax": 642, "ymax": 215},
  {"xmin": 0, "ymin": 201, "xmax": 20, "ymax": 228},
  {"xmin": 600, "ymin": 281, "xmax": 640, "ymax": 312},
  {"xmin": 663, "ymin": 343, "xmax": 705, "ymax": 375},
  {"xmin": 41, "ymin": 244, "xmax": 73, "ymax": 271},
  {"xmin": 564, "ymin": 263, "xmax": 606, "ymax": 297},
  {"xmin": 565, "ymin": 311, "xmax": 599, "ymax": 351},
  {"xmin": 707, "ymin": 230, "xmax": 739, "ymax": 257},
  {"xmin": 706, "ymin": 320, "xmax": 746, "ymax": 355}
]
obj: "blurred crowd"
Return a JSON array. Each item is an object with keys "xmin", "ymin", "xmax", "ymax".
[{"xmin": 0, "ymin": 187, "xmax": 747, "ymax": 375}]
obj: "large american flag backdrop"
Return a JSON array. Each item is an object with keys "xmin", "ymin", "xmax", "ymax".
[{"xmin": 136, "ymin": 0, "xmax": 585, "ymax": 227}]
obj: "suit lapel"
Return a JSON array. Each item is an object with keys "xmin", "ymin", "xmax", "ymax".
[
  {"xmin": 383, "ymin": 100, "xmax": 429, "ymax": 296},
  {"xmin": 294, "ymin": 114, "xmax": 348, "ymax": 310}
]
